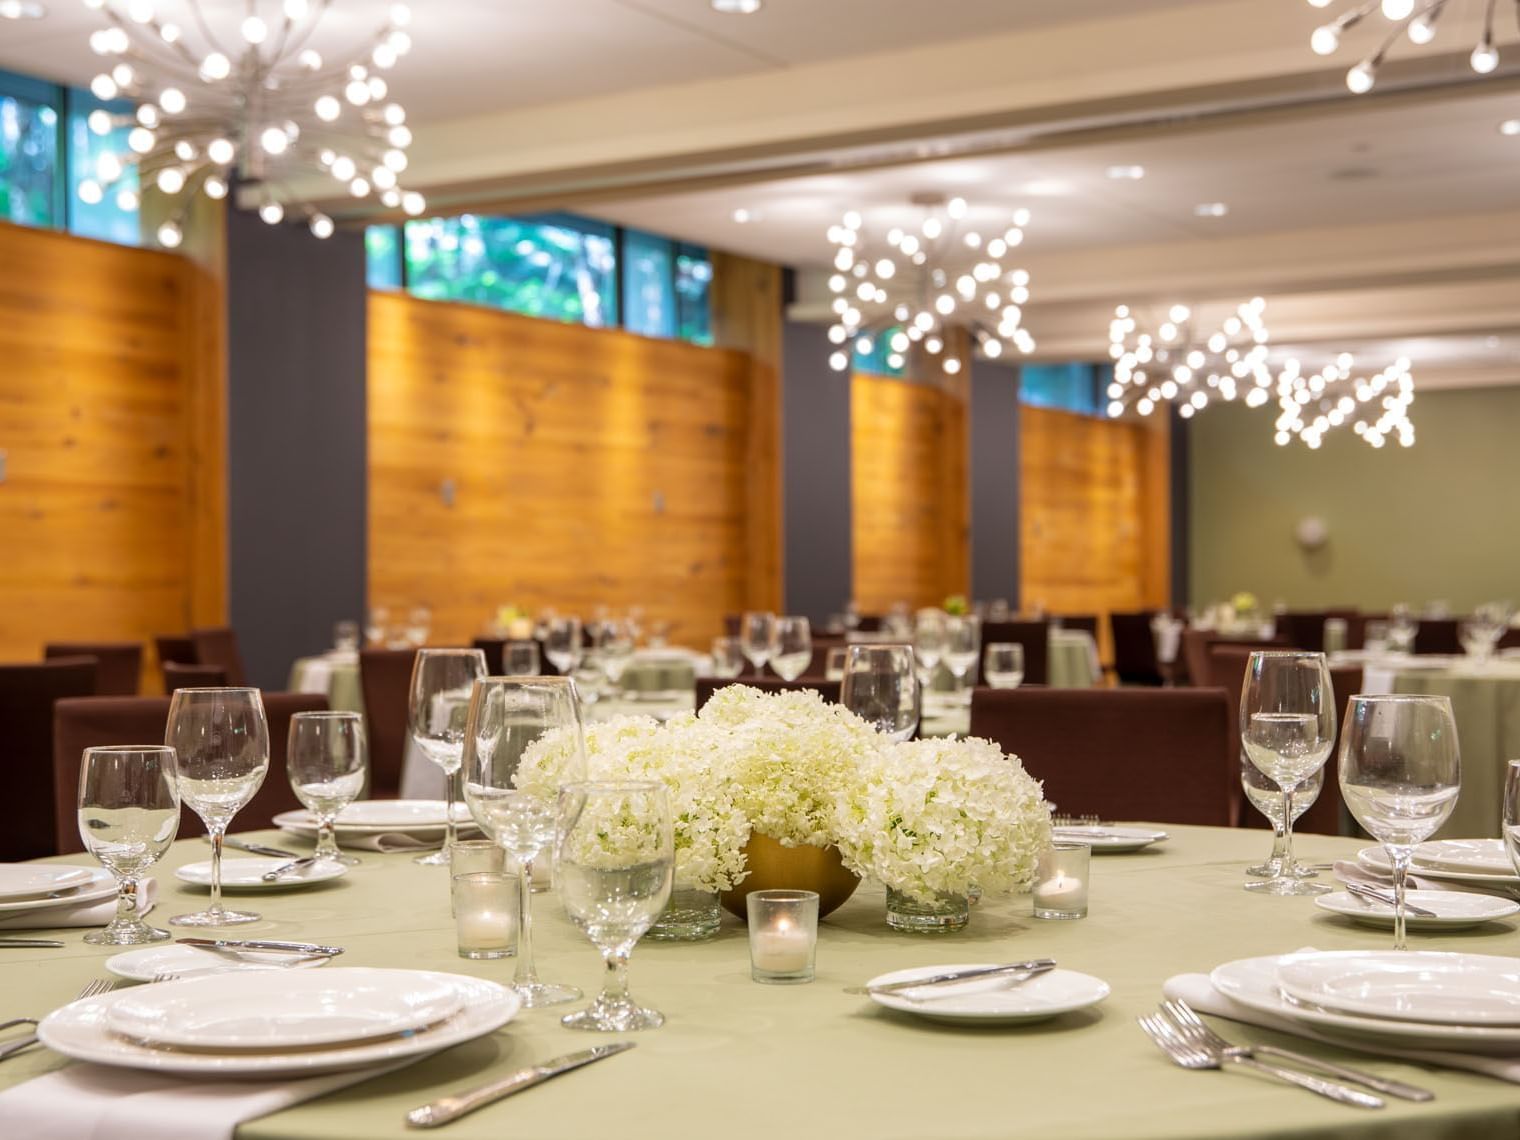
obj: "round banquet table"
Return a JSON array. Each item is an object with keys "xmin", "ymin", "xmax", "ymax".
[
  {"xmin": 5, "ymin": 826, "xmax": 1520, "ymax": 1139},
  {"xmin": 1049, "ymin": 628, "xmax": 1102, "ymax": 688},
  {"xmin": 287, "ymin": 653, "xmax": 365, "ymax": 715}
]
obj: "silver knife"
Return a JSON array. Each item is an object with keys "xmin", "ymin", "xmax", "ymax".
[
  {"xmin": 219, "ymin": 837, "xmax": 302, "ymax": 859},
  {"xmin": 844, "ymin": 959, "xmax": 1056, "ymax": 996},
  {"xmin": 405, "ymin": 1042, "xmax": 635, "ymax": 1128},
  {"xmin": 177, "ymin": 937, "xmax": 344, "ymax": 957},
  {"xmin": 0, "ymin": 938, "xmax": 65, "ymax": 948},
  {"xmin": 261, "ymin": 856, "xmax": 323, "ymax": 882}
]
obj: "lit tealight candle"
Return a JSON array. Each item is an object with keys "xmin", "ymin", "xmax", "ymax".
[
  {"xmin": 751, "ymin": 918, "xmax": 811, "ymax": 973},
  {"xmin": 746, "ymin": 889, "xmax": 820, "ymax": 984},
  {"xmin": 1033, "ymin": 843, "xmax": 1091, "ymax": 920}
]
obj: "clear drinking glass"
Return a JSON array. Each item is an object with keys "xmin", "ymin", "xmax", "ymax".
[
  {"xmin": 77, "ymin": 746, "xmax": 180, "ymax": 945},
  {"xmin": 1388, "ymin": 605, "xmax": 1418, "ymax": 653},
  {"xmin": 1239, "ymin": 651, "xmax": 1336, "ymax": 897},
  {"xmin": 711, "ymin": 636, "xmax": 745, "ymax": 678},
  {"xmin": 408, "ymin": 648, "xmax": 488, "ymax": 866},
  {"xmin": 556, "ymin": 780, "xmax": 674, "ymax": 1031},
  {"xmin": 406, "ymin": 605, "xmax": 433, "ymax": 647},
  {"xmin": 365, "ymin": 606, "xmax": 390, "ymax": 646},
  {"xmin": 913, "ymin": 610, "xmax": 946, "ymax": 675},
  {"xmin": 740, "ymin": 611, "xmax": 777, "ymax": 677},
  {"xmin": 164, "ymin": 687, "xmax": 270, "ymax": 927},
  {"xmin": 503, "ymin": 640, "xmax": 540, "ymax": 676},
  {"xmin": 596, "ymin": 619, "xmax": 635, "ymax": 696},
  {"xmin": 544, "ymin": 617, "xmax": 584, "ymax": 675},
  {"xmin": 1340, "ymin": 694, "xmax": 1461, "ymax": 950},
  {"xmin": 984, "ymin": 642, "xmax": 1025, "ymax": 689},
  {"xmin": 333, "ymin": 620, "xmax": 360, "ymax": 652},
  {"xmin": 824, "ymin": 646, "xmax": 848, "ymax": 682},
  {"xmin": 1241, "ymin": 758, "xmax": 1322, "ymax": 878},
  {"xmin": 771, "ymin": 616, "xmax": 812, "ymax": 681},
  {"xmin": 464, "ymin": 675, "xmax": 586, "ymax": 1007},
  {"xmin": 841, "ymin": 644, "xmax": 920, "ymax": 741},
  {"xmin": 287, "ymin": 711, "xmax": 366, "ymax": 868},
  {"xmin": 942, "ymin": 615, "xmax": 981, "ymax": 699},
  {"xmin": 1503, "ymin": 760, "xmax": 1520, "ymax": 879}
]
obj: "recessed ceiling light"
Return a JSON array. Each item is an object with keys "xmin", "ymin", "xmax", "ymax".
[
  {"xmin": 1194, "ymin": 202, "xmax": 1229, "ymax": 218},
  {"xmin": 731, "ymin": 208, "xmax": 753, "ymax": 223},
  {"xmin": 1106, "ymin": 165, "xmax": 1145, "ymax": 180},
  {"xmin": 711, "ymin": 0, "xmax": 762, "ymax": 12},
  {"xmin": 0, "ymin": 0, "xmax": 46, "ymax": 18},
  {"xmin": 1501, "ymin": 119, "xmax": 1520, "ymax": 137}
]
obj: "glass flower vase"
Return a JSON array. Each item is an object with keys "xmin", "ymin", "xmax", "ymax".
[
  {"xmin": 647, "ymin": 885, "xmax": 721, "ymax": 941},
  {"xmin": 885, "ymin": 887, "xmax": 970, "ymax": 933}
]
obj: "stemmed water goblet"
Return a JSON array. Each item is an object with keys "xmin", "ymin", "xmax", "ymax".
[
  {"xmin": 740, "ymin": 611, "xmax": 776, "ymax": 678},
  {"xmin": 544, "ymin": 617, "xmax": 584, "ymax": 676},
  {"xmin": 771, "ymin": 616, "xmax": 812, "ymax": 681},
  {"xmin": 942, "ymin": 615, "xmax": 981, "ymax": 702},
  {"xmin": 556, "ymin": 780, "xmax": 674, "ymax": 1031},
  {"xmin": 464, "ymin": 675, "xmax": 586, "ymax": 1007},
  {"xmin": 912, "ymin": 610, "xmax": 946, "ymax": 689},
  {"xmin": 1239, "ymin": 651, "xmax": 1336, "ymax": 896},
  {"xmin": 1504, "ymin": 760, "xmax": 1520, "ymax": 880},
  {"xmin": 503, "ymin": 640, "xmax": 540, "ymax": 676},
  {"xmin": 164, "ymin": 687, "xmax": 269, "ymax": 927},
  {"xmin": 710, "ymin": 636, "xmax": 744, "ymax": 679},
  {"xmin": 287, "ymin": 711, "xmax": 367, "ymax": 868},
  {"xmin": 1340, "ymin": 694, "xmax": 1461, "ymax": 950},
  {"xmin": 841, "ymin": 644, "xmax": 919, "ymax": 741},
  {"xmin": 1241, "ymin": 755, "xmax": 1322, "ymax": 878},
  {"xmin": 984, "ymin": 643, "xmax": 1025, "ymax": 689},
  {"xmin": 408, "ymin": 649, "xmax": 487, "ymax": 866},
  {"xmin": 596, "ymin": 618, "xmax": 636, "ymax": 697},
  {"xmin": 77, "ymin": 746, "xmax": 180, "ymax": 945}
]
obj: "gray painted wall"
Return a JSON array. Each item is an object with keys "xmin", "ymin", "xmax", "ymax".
[
  {"xmin": 226, "ymin": 209, "xmax": 368, "ymax": 688},
  {"xmin": 970, "ymin": 359, "xmax": 1020, "ymax": 606}
]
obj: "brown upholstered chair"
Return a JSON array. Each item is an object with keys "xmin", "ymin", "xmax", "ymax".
[
  {"xmin": 1277, "ymin": 612, "xmax": 1329, "ymax": 654},
  {"xmin": 44, "ymin": 642, "xmax": 142, "ymax": 696},
  {"xmin": 153, "ymin": 634, "xmax": 197, "ymax": 691},
  {"xmin": 1182, "ymin": 631, "xmax": 1281, "ymax": 689},
  {"xmin": 1109, "ymin": 611, "xmax": 1165, "ymax": 686},
  {"xmin": 163, "ymin": 661, "xmax": 228, "ymax": 689},
  {"xmin": 980, "ymin": 620, "xmax": 1049, "ymax": 687},
  {"xmin": 1056, "ymin": 615, "xmax": 1099, "ymax": 638},
  {"xmin": 190, "ymin": 627, "xmax": 250, "ymax": 687},
  {"xmin": 471, "ymin": 637, "xmax": 559, "ymax": 677},
  {"xmin": 1413, "ymin": 618, "xmax": 1461, "ymax": 656},
  {"xmin": 1500, "ymin": 626, "xmax": 1520, "ymax": 651},
  {"xmin": 695, "ymin": 677, "xmax": 842, "ymax": 710},
  {"xmin": 359, "ymin": 647, "xmax": 418, "ymax": 798},
  {"xmin": 1, "ymin": 659, "xmax": 99, "ymax": 859},
  {"xmin": 969, "ymin": 687, "xmax": 1238, "ymax": 826}
]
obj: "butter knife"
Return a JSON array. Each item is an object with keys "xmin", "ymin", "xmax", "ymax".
[
  {"xmin": 218, "ymin": 837, "xmax": 302, "ymax": 859},
  {"xmin": 1345, "ymin": 881, "xmax": 1439, "ymax": 918},
  {"xmin": 0, "ymin": 938, "xmax": 65, "ymax": 948},
  {"xmin": 177, "ymin": 937, "xmax": 344, "ymax": 957},
  {"xmin": 844, "ymin": 959, "xmax": 1056, "ymax": 996},
  {"xmin": 405, "ymin": 1042, "xmax": 636, "ymax": 1128},
  {"xmin": 261, "ymin": 856, "xmax": 323, "ymax": 882}
]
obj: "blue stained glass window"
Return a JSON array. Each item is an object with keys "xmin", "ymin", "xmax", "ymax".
[
  {"xmin": 0, "ymin": 72, "xmax": 60, "ymax": 229},
  {"xmin": 622, "ymin": 229, "xmax": 675, "ymax": 339},
  {"xmin": 67, "ymin": 91, "xmax": 139, "ymax": 245},
  {"xmin": 1020, "ymin": 363, "xmax": 1103, "ymax": 415},
  {"xmin": 675, "ymin": 243, "xmax": 712, "ymax": 346},
  {"xmin": 366, "ymin": 224, "xmax": 402, "ymax": 290}
]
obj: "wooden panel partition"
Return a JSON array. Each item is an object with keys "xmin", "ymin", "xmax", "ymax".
[{"xmin": 367, "ymin": 291, "xmax": 773, "ymax": 646}]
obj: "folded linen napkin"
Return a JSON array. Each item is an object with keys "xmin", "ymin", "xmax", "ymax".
[
  {"xmin": 1162, "ymin": 972, "xmax": 1520, "ymax": 1083},
  {"xmin": 1334, "ymin": 859, "xmax": 1520, "ymax": 901},
  {"xmin": 0, "ymin": 1057, "xmax": 412, "ymax": 1140},
  {"xmin": 0, "ymin": 877, "xmax": 157, "ymax": 931}
]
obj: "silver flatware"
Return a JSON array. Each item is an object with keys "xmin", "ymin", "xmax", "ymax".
[
  {"xmin": 0, "ymin": 938, "xmax": 65, "ymax": 948},
  {"xmin": 844, "ymin": 959, "xmax": 1056, "ymax": 996},
  {"xmin": 405, "ymin": 1042, "xmax": 636, "ymax": 1128},
  {"xmin": 1345, "ymin": 881, "xmax": 1439, "ymax": 918},
  {"xmin": 1160, "ymin": 998, "xmax": 1433, "ymax": 1102},
  {"xmin": 219, "ymin": 837, "xmax": 302, "ymax": 859},
  {"xmin": 1, "ymin": 978, "xmax": 116, "ymax": 1062},
  {"xmin": 177, "ymin": 937, "xmax": 344, "ymax": 957},
  {"xmin": 261, "ymin": 856, "xmax": 323, "ymax": 882},
  {"xmin": 1137, "ymin": 1012, "xmax": 1383, "ymax": 1109}
]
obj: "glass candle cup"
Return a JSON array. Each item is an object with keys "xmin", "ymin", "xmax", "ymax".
[
  {"xmin": 450, "ymin": 839, "xmax": 506, "ymax": 915},
  {"xmin": 1033, "ymin": 843, "xmax": 1091, "ymax": 920},
  {"xmin": 452, "ymin": 871, "xmax": 519, "ymax": 959},
  {"xmin": 746, "ymin": 889, "xmax": 819, "ymax": 984}
]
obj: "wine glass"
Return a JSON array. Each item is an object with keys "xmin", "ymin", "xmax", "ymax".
[
  {"xmin": 556, "ymin": 780, "xmax": 674, "ymax": 1032},
  {"xmin": 596, "ymin": 618, "xmax": 635, "ymax": 696},
  {"xmin": 1388, "ymin": 605, "xmax": 1418, "ymax": 653},
  {"xmin": 544, "ymin": 617, "xmax": 584, "ymax": 676},
  {"xmin": 942, "ymin": 615, "xmax": 981, "ymax": 701},
  {"xmin": 824, "ymin": 646, "xmax": 848, "ymax": 682},
  {"xmin": 740, "ymin": 611, "xmax": 776, "ymax": 677},
  {"xmin": 503, "ymin": 640, "xmax": 540, "ymax": 676},
  {"xmin": 984, "ymin": 643, "xmax": 1025, "ymax": 689},
  {"xmin": 287, "ymin": 711, "xmax": 367, "ymax": 868},
  {"xmin": 841, "ymin": 645, "xmax": 919, "ymax": 741},
  {"xmin": 913, "ymin": 610, "xmax": 946, "ymax": 686},
  {"xmin": 406, "ymin": 605, "xmax": 433, "ymax": 647},
  {"xmin": 164, "ymin": 687, "xmax": 270, "ymax": 927},
  {"xmin": 464, "ymin": 676, "xmax": 586, "ymax": 1007},
  {"xmin": 1241, "ymin": 756, "xmax": 1323, "ymax": 878},
  {"xmin": 77, "ymin": 746, "xmax": 179, "ymax": 945},
  {"xmin": 1504, "ymin": 760, "xmax": 1520, "ymax": 879},
  {"xmin": 771, "ymin": 617, "xmax": 812, "ymax": 681},
  {"xmin": 710, "ymin": 636, "xmax": 744, "ymax": 679},
  {"xmin": 408, "ymin": 648, "xmax": 487, "ymax": 866},
  {"xmin": 365, "ymin": 606, "xmax": 390, "ymax": 646},
  {"xmin": 1239, "ymin": 651, "xmax": 1336, "ymax": 897},
  {"xmin": 1340, "ymin": 694, "xmax": 1461, "ymax": 950}
]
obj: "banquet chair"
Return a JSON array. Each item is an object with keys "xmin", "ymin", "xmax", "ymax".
[
  {"xmin": 153, "ymin": 634, "xmax": 198, "ymax": 690},
  {"xmin": 471, "ymin": 637, "xmax": 559, "ymax": 676},
  {"xmin": 1500, "ymin": 627, "xmax": 1520, "ymax": 651},
  {"xmin": 1055, "ymin": 615, "xmax": 1099, "ymax": 638},
  {"xmin": 979, "ymin": 620, "xmax": 1049, "ymax": 686},
  {"xmin": 359, "ymin": 647, "xmax": 418, "ymax": 798},
  {"xmin": 163, "ymin": 661, "xmax": 228, "ymax": 689},
  {"xmin": 1181, "ymin": 631, "xmax": 1281, "ymax": 689},
  {"xmin": 0, "ymin": 659, "xmax": 98, "ymax": 860},
  {"xmin": 969, "ymin": 688, "xmax": 1237, "ymax": 826},
  {"xmin": 1412, "ymin": 618, "xmax": 1461, "ymax": 655},
  {"xmin": 52, "ymin": 692, "xmax": 327, "ymax": 856},
  {"xmin": 1108, "ymin": 611, "xmax": 1165, "ymax": 686},
  {"xmin": 44, "ymin": 642, "xmax": 142, "ymax": 696},
  {"xmin": 190, "ymin": 627, "xmax": 250, "ymax": 687},
  {"xmin": 1276, "ymin": 612, "xmax": 1329, "ymax": 654},
  {"xmin": 695, "ymin": 678, "xmax": 842, "ymax": 710}
]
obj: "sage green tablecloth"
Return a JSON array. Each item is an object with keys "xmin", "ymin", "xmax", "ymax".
[
  {"xmin": 287, "ymin": 655, "xmax": 365, "ymax": 715},
  {"xmin": 1049, "ymin": 628, "xmax": 1101, "ymax": 689},
  {"xmin": 6, "ymin": 827, "xmax": 1520, "ymax": 1138}
]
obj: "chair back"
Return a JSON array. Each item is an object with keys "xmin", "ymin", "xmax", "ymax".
[
  {"xmin": 695, "ymin": 678, "xmax": 842, "ymax": 710},
  {"xmin": 471, "ymin": 638, "xmax": 505, "ymax": 675},
  {"xmin": 1055, "ymin": 615, "xmax": 1099, "ymax": 638},
  {"xmin": 163, "ymin": 661, "xmax": 228, "ymax": 689},
  {"xmin": 1277, "ymin": 612, "xmax": 1328, "ymax": 654},
  {"xmin": 969, "ymin": 687, "xmax": 1237, "ymax": 826},
  {"xmin": 44, "ymin": 642, "xmax": 141, "ymax": 696},
  {"xmin": 359, "ymin": 647, "xmax": 418, "ymax": 798},
  {"xmin": 1183, "ymin": 631, "xmax": 1281, "ymax": 688},
  {"xmin": 1, "ymin": 659, "xmax": 99, "ymax": 859},
  {"xmin": 979, "ymin": 620, "xmax": 1049, "ymax": 686},
  {"xmin": 1109, "ymin": 611, "xmax": 1164, "ymax": 686},
  {"xmin": 190, "ymin": 627, "xmax": 249, "ymax": 687},
  {"xmin": 1412, "ymin": 618, "xmax": 1461, "ymax": 656}
]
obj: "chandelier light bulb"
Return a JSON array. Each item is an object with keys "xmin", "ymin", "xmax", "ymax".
[
  {"xmin": 241, "ymin": 15, "xmax": 267, "ymax": 44},
  {"xmin": 136, "ymin": 104, "xmax": 159, "ymax": 127},
  {"xmin": 207, "ymin": 137, "xmax": 234, "ymax": 164},
  {"xmin": 330, "ymin": 155, "xmax": 356, "ymax": 180},
  {"xmin": 127, "ymin": 127, "xmax": 154, "ymax": 153},
  {"xmin": 156, "ymin": 167, "xmax": 185, "ymax": 194},
  {"xmin": 345, "ymin": 79, "xmax": 371, "ymax": 105},
  {"xmin": 111, "ymin": 63, "xmax": 134, "ymax": 87},
  {"xmin": 173, "ymin": 140, "xmax": 196, "ymax": 162},
  {"xmin": 350, "ymin": 177, "xmax": 371, "ymax": 197},
  {"xmin": 1380, "ymin": 0, "xmax": 1413, "ymax": 19},
  {"xmin": 372, "ymin": 165, "xmax": 397, "ymax": 190},
  {"xmin": 389, "ymin": 124, "xmax": 412, "ymax": 147},
  {"xmin": 127, "ymin": 0, "xmax": 153, "ymax": 23},
  {"xmin": 315, "ymin": 95, "xmax": 341, "ymax": 121},
  {"xmin": 922, "ymin": 217, "xmax": 942, "ymax": 239},
  {"xmin": 200, "ymin": 52, "xmax": 230, "ymax": 80},
  {"xmin": 383, "ymin": 148, "xmax": 408, "ymax": 171},
  {"xmin": 368, "ymin": 76, "xmax": 388, "ymax": 100},
  {"xmin": 116, "ymin": 187, "xmax": 138, "ymax": 210},
  {"xmin": 943, "ymin": 357, "xmax": 962, "ymax": 376},
  {"xmin": 299, "ymin": 49, "xmax": 323, "ymax": 70},
  {"xmin": 78, "ymin": 179, "xmax": 104, "ymax": 205},
  {"xmin": 203, "ymin": 175, "xmax": 227, "ymax": 199},
  {"xmin": 87, "ymin": 109, "xmax": 113, "ymax": 134},
  {"xmin": 391, "ymin": 3, "xmax": 412, "ymax": 25},
  {"xmin": 259, "ymin": 201, "xmax": 285, "ymax": 225},
  {"xmin": 284, "ymin": 0, "xmax": 310, "ymax": 19},
  {"xmin": 308, "ymin": 211, "xmax": 335, "ymax": 236},
  {"xmin": 828, "ymin": 351, "xmax": 848, "ymax": 372},
  {"xmin": 90, "ymin": 74, "xmax": 118, "ymax": 99},
  {"xmin": 384, "ymin": 103, "xmax": 406, "ymax": 125},
  {"xmin": 387, "ymin": 30, "xmax": 412, "ymax": 55},
  {"xmin": 96, "ymin": 151, "xmax": 123, "ymax": 181},
  {"xmin": 158, "ymin": 87, "xmax": 186, "ymax": 114},
  {"xmin": 1471, "ymin": 41, "xmax": 1499, "ymax": 73},
  {"xmin": 159, "ymin": 23, "xmax": 179, "ymax": 43},
  {"xmin": 373, "ymin": 43, "xmax": 398, "ymax": 69},
  {"xmin": 402, "ymin": 191, "xmax": 427, "ymax": 216},
  {"xmin": 260, "ymin": 125, "xmax": 289, "ymax": 155},
  {"xmin": 156, "ymin": 222, "xmax": 182, "ymax": 248},
  {"xmin": 1311, "ymin": 25, "xmax": 1339, "ymax": 54}
]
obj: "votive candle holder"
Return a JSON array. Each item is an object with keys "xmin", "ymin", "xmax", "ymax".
[
  {"xmin": 746, "ymin": 889, "xmax": 819, "ymax": 984},
  {"xmin": 449, "ymin": 840, "xmax": 505, "ymax": 915},
  {"xmin": 451, "ymin": 871, "xmax": 519, "ymax": 959},
  {"xmin": 1033, "ymin": 843, "xmax": 1091, "ymax": 920}
]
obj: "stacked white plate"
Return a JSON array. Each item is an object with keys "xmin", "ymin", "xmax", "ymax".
[
  {"xmin": 273, "ymin": 800, "xmax": 480, "ymax": 845},
  {"xmin": 1211, "ymin": 950, "xmax": 1520, "ymax": 1054},
  {"xmin": 1051, "ymin": 825, "xmax": 1168, "ymax": 854},
  {"xmin": 1357, "ymin": 840, "xmax": 1520, "ymax": 893},
  {"xmin": 39, "ymin": 967, "xmax": 520, "ymax": 1076},
  {"xmin": 865, "ymin": 963, "xmax": 1109, "ymax": 1025},
  {"xmin": 0, "ymin": 864, "xmax": 117, "ymax": 920},
  {"xmin": 174, "ymin": 858, "xmax": 347, "ymax": 892}
]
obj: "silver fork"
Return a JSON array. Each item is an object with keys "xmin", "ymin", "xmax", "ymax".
[
  {"xmin": 1137, "ymin": 1013, "xmax": 1384, "ymax": 1109},
  {"xmin": 1160, "ymin": 999, "xmax": 1433, "ymax": 1101},
  {"xmin": 0, "ymin": 978, "xmax": 117, "ymax": 1061}
]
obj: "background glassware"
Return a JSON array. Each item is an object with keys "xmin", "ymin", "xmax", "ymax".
[
  {"xmin": 1363, "ymin": 619, "xmax": 1391, "ymax": 652},
  {"xmin": 503, "ymin": 640, "xmax": 541, "ymax": 676},
  {"xmin": 823, "ymin": 645, "xmax": 848, "ymax": 682},
  {"xmin": 332, "ymin": 620, "xmax": 360, "ymax": 652},
  {"xmin": 365, "ymin": 606, "xmax": 390, "ymax": 646},
  {"xmin": 544, "ymin": 617, "xmax": 584, "ymax": 676},
  {"xmin": 1241, "ymin": 758, "xmax": 1322, "ymax": 878},
  {"xmin": 556, "ymin": 780, "xmax": 674, "ymax": 1031},
  {"xmin": 77, "ymin": 746, "xmax": 179, "ymax": 945},
  {"xmin": 1239, "ymin": 651, "xmax": 1336, "ymax": 897},
  {"xmin": 770, "ymin": 616, "xmax": 812, "ymax": 681},
  {"xmin": 1340, "ymin": 694, "xmax": 1461, "ymax": 950},
  {"xmin": 164, "ymin": 687, "xmax": 269, "ymax": 927},
  {"xmin": 450, "ymin": 838, "xmax": 506, "ymax": 916},
  {"xmin": 740, "ymin": 611, "xmax": 777, "ymax": 677},
  {"xmin": 984, "ymin": 642, "xmax": 1025, "ymax": 689},
  {"xmin": 1504, "ymin": 760, "xmax": 1520, "ymax": 879},
  {"xmin": 710, "ymin": 636, "xmax": 745, "ymax": 679},
  {"xmin": 464, "ymin": 675, "xmax": 586, "ymax": 1007},
  {"xmin": 841, "ymin": 644, "xmax": 920, "ymax": 741},
  {"xmin": 596, "ymin": 618, "xmax": 636, "ymax": 696},
  {"xmin": 1388, "ymin": 605, "xmax": 1418, "ymax": 653},
  {"xmin": 452, "ymin": 871, "xmax": 519, "ymax": 959},
  {"xmin": 942, "ymin": 615, "xmax": 981, "ymax": 701},
  {"xmin": 286, "ymin": 711, "xmax": 366, "ymax": 868},
  {"xmin": 408, "ymin": 649, "xmax": 488, "ymax": 867},
  {"xmin": 406, "ymin": 605, "xmax": 433, "ymax": 647},
  {"xmin": 913, "ymin": 610, "xmax": 946, "ymax": 686}
]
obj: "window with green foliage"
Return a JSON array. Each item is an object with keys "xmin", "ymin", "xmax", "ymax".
[
  {"xmin": 1020, "ymin": 363, "xmax": 1104, "ymax": 416},
  {"xmin": 674, "ymin": 244, "xmax": 712, "ymax": 346},
  {"xmin": 853, "ymin": 327, "xmax": 908, "ymax": 377},
  {"xmin": 366, "ymin": 224, "xmax": 402, "ymax": 290},
  {"xmin": 67, "ymin": 90, "xmax": 138, "ymax": 246},
  {"xmin": 622, "ymin": 228, "xmax": 676, "ymax": 339},
  {"xmin": 0, "ymin": 72, "xmax": 60, "ymax": 229}
]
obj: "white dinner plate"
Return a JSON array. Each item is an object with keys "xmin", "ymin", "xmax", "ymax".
[
  {"xmin": 40, "ymin": 971, "xmax": 518, "ymax": 1077},
  {"xmin": 866, "ymin": 964, "xmax": 1109, "ymax": 1025},
  {"xmin": 0, "ymin": 867, "xmax": 116, "ymax": 915},
  {"xmin": 1408, "ymin": 839, "xmax": 1515, "ymax": 876},
  {"xmin": 273, "ymin": 801, "xmax": 478, "ymax": 837},
  {"xmin": 104, "ymin": 967, "xmax": 465, "ymax": 1050},
  {"xmin": 1276, "ymin": 950, "xmax": 1520, "ymax": 1026},
  {"xmin": 0, "ymin": 864, "xmax": 95, "ymax": 902},
  {"xmin": 106, "ymin": 943, "xmax": 330, "ymax": 983},
  {"xmin": 1210, "ymin": 953, "xmax": 1520, "ymax": 1052},
  {"xmin": 1051, "ymin": 826, "xmax": 1169, "ymax": 853},
  {"xmin": 1356, "ymin": 846, "xmax": 1520, "ymax": 890},
  {"xmin": 1315, "ymin": 889, "xmax": 1520, "ymax": 931},
  {"xmin": 175, "ymin": 858, "xmax": 347, "ymax": 892}
]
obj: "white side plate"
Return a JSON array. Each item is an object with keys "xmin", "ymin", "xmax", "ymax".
[
  {"xmin": 1316, "ymin": 889, "xmax": 1519, "ymax": 931},
  {"xmin": 106, "ymin": 943, "xmax": 330, "ymax": 983},
  {"xmin": 175, "ymin": 858, "xmax": 347, "ymax": 892},
  {"xmin": 0, "ymin": 864, "xmax": 95, "ymax": 902},
  {"xmin": 867, "ymin": 963, "xmax": 1109, "ymax": 1025}
]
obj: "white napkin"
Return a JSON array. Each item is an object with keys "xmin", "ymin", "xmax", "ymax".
[
  {"xmin": 333, "ymin": 832, "xmax": 443, "ymax": 853},
  {"xmin": 0, "ymin": 878, "xmax": 157, "ymax": 931},
  {"xmin": 0, "ymin": 1058, "xmax": 411, "ymax": 1140},
  {"xmin": 1334, "ymin": 860, "xmax": 1520, "ymax": 901},
  {"xmin": 1162, "ymin": 972, "xmax": 1520, "ymax": 1083}
]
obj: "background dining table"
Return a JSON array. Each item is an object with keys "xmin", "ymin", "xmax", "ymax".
[{"xmin": 4, "ymin": 826, "xmax": 1520, "ymax": 1138}]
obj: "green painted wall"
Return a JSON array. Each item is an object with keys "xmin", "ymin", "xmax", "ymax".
[{"xmin": 1189, "ymin": 384, "xmax": 1520, "ymax": 612}]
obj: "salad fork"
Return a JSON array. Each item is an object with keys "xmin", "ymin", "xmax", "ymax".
[{"xmin": 0, "ymin": 978, "xmax": 117, "ymax": 1061}]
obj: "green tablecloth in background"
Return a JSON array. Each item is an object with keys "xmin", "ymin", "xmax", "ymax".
[
  {"xmin": 5, "ymin": 827, "xmax": 1520, "ymax": 1138},
  {"xmin": 1049, "ymin": 628, "xmax": 1100, "ymax": 688},
  {"xmin": 288, "ymin": 655, "xmax": 365, "ymax": 715}
]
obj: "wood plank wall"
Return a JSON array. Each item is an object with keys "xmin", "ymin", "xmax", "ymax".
[
  {"xmin": 0, "ymin": 222, "xmax": 220, "ymax": 685},
  {"xmin": 367, "ymin": 291, "xmax": 770, "ymax": 646}
]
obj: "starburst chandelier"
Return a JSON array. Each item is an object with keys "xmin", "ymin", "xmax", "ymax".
[
  {"xmin": 1306, "ymin": 0, "xmax": 1510, "ymax": 93},
  {"xmin": 824, "ymin": 194, "xmax": 1037, "ymax": 377},
  {"xmin": 1270, "ymin": 354, "xmax": 1415, "ymax": 449},
  {"xmin": 77, "ymin": 0, "xmax": 426, "ymax": 248}
]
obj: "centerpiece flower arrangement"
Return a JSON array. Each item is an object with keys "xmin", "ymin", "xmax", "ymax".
[{"xmin": 519, "ymin": 685, "xmax": 1052, "ymax": 936}]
